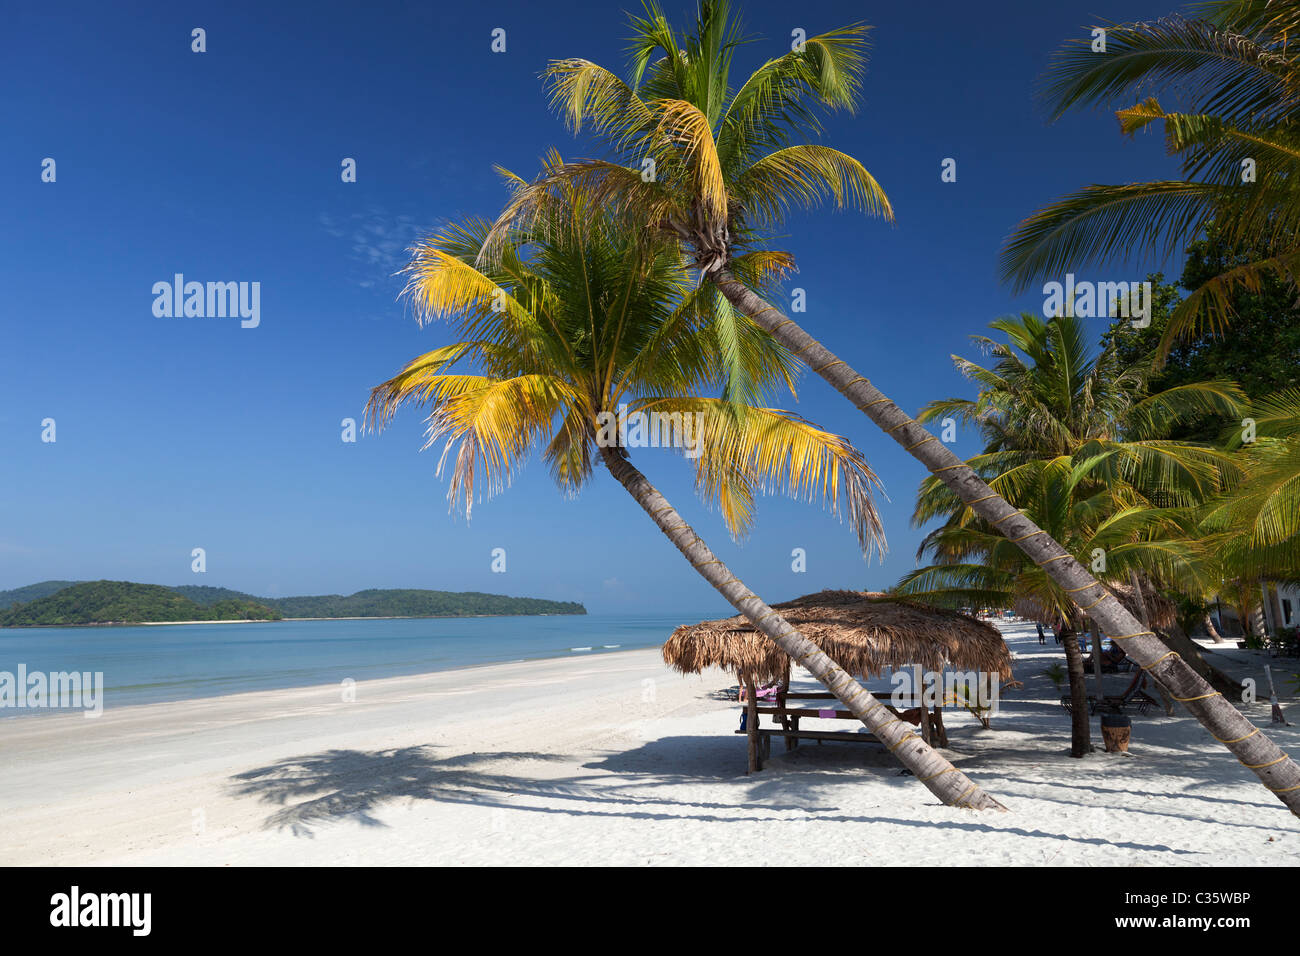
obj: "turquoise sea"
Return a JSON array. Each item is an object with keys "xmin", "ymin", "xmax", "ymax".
[{"xmin": 0, "ymin": 612, "xmax": 713, "ymax": 714}]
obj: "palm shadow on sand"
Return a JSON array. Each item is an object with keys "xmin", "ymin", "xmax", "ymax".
[
  {"xmin": 228, "ymin": 741, "xmax": 811, "ymax": 837},
  {"xmin": 229, "ymin": 738, "xmax": 1202, "ymax": 854}
]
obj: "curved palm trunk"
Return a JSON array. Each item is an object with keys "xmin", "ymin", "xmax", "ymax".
[
  {"xmin": 712, "ymin": 268, "xmax": 1300, "ymax": 815},
  {"xmin": 1204, "ymin": 612, "xmax": 1225, "ymax": 644},
  {"xmin": 597, "ymin": 444, "xmax": 1005, "ymax": 810},
  {"xmin": 1162, "ymin": 621, "xmax": 1239, "ymax": 697},
  {"xmin": 1268, "ymin": 583, "xmax": 1286, "ymax": 635},
  {"xmin": 1247, "ymin": 584, "xmax": 1268, "ymax": 637}
]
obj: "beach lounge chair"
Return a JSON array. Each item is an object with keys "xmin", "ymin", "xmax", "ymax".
[{"xmin": 1059, "ymin": 679, "xmax": 1156, "ymax": 717}]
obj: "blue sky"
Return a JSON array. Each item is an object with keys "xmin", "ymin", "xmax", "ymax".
[{"xmin": 1, "ymin": 0, "xmax": 1187, "ymax": 614}]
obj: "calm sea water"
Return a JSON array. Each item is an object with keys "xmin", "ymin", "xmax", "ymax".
[{"xmin": 0, "ymin": 613, "xmax": 712, "ymax": 714}]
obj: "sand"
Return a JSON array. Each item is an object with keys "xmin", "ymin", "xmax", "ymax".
[{"xmin": 2, "ymin": 623, "xmax": 1297, "ymax": 866}]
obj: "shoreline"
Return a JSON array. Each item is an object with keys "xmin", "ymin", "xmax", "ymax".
[
  {"xmin": 0, "ymin": 611, "xmax": 591, "ymax": 630},
  {"xmin": 1, "ymin": 642, "xmax": 663, "ymax": 724},
  {"xmin": 0, "ymin": 640, "xmax": 663, "ymax": 717}
]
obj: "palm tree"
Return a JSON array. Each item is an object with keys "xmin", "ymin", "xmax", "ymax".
[
  {"xmin": 1199, "ymin": 387, "xmax": 1300, "ymax": 625},
  {"xmin": 498, "ymin": 1, "xmax": 1300, "ymax": 811},
  {"xmin": 897, "ymin": 453, "xmax": 1209, "ymax": 755},
  {"xmin": 914, "ymin": 312, "xmax": 1246, "ymax": 517},
  {"xmin": 1001, "ymin": 1, "xmax": 1300, "ymax": 359},
  {"xmin": 907, "ymin": 312, "xmax": 1245, "ymax": 751},
  {"xmin": 367, "ymin": 166, "xmax": 1004, "ymax": 809}
]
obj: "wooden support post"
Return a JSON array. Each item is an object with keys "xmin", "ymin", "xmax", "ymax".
[
  {"xmin": 780, "ymin": 660, "xmax": 795, "ymax": 751},
  {"xmin": 744, "ymin": 674, "xmax": 760, "ymax": 773},
  {"xmin": 1089, "ymin": 620, "xmax": 1105, "ymax": 703},
  {"xmin": 777, "ymin": 690, "xmax": 796, "ymax": 751}
]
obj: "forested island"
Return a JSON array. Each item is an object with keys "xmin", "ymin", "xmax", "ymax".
[
  {"xmin": 0, "ymin": 580, "xmax": 587, "ymax": 626},
  {"xmin": 0, "ymin": 581, "xmax": 281, "ymax": 626}
]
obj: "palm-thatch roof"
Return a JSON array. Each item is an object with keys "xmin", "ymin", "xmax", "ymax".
[
  {"xmin": 663, "ymin": 590, "xmax": 1014, "ymax": 686},
  {"xmin": 1013, "ymin": 581, "xmax": 1176, "ymax": 632}
]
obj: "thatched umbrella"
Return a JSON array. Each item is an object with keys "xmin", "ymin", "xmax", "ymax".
[
  {"xmin": 664, "ymin": 590, "xmax": 1013, "ymax": 770},
  {"xmin": 664, "ymin": 589, "xmax": 1014, "ymax": 685}
]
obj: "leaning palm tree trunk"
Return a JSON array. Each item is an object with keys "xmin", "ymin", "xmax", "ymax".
[
  {"xmin": 1204, "ymin": 612, "xmax": 1225, "ymax": 644},
  {"xmin": 598, "ymin": 444, "xmax": 1005, "ymax": 810},
  {"xmin": 711, "ymin": 268, "xmax": 1300, "ymax": 815}
]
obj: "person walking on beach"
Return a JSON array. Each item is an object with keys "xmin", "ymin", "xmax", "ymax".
[{"xmin": 1036, "ymin": 622, "xmax": 1046, "ymax": 645}]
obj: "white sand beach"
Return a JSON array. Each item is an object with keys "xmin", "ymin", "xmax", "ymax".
[{"xmin": 2, "ymin": 622, "xmax": 1297, "ymax": 866}]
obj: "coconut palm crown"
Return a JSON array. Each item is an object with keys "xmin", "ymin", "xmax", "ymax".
[
  {"xmin": 483, "ymin": 0, "xmax": 890, "ymax": 277},
  {"xmin": 912, "ymin": 312, "xmax": 1247, "ymax": 525},
  {"xmin": 367, "ymin": 156, "xmax": 885, "ymax": 554}
]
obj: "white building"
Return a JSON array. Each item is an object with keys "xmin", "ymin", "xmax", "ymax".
[{"xmin": 1209, "ymin": 582, "xmax": 1300, "ymax": 636}]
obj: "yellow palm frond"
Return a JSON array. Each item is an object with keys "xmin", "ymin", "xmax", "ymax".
[
  {"xmin": 639, "ymin": 398, "xmax": 885, "ymax": 555},
  {"xmin": 654, "ymin": 99, "xmax": 728, "ymax": 219},
  {"xmin": 1116, "ymin": 96, "xmax": 1167, "ymax": 135},
  {"xmin": 1161, "ymin": 248, "xmax": 1300, "ymax": 360},
  {"xmin": 402, "ymin": 240, "xmax": 533, "ymax": 331},
  {"xmin": 734, "ymin": 145, "xmax": 893, "ymax": 228},
  {"xmin": 545, "ymin": 58, "xmax": 659, "ymax": 151},
  {"xmin": 728, "ymin": 249, "xmax": 797, "ymax": 285},
  {"xmin": 1119, "ymin": 97, "xmax": 1300, "ymax": 166},
  {"xmin": 483, "ymin": 158, "xmax": 683, "ymax": 265},
  {"xmin": 365, "ymin": 344, "xmax": 509, "ymax": 429},
  {"xmin": 429, "ymin": 374, "xmax": 581, "ymax": 517},
  {"xmin": 543, "ymin": 402, "xmax": 597, "ymax": 493}
]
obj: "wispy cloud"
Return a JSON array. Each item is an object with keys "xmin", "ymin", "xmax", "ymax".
[
  {"xmin": 319, "ymin": 206, "xmax": 435, "ymax": 293},
  {"xmin": 601, "ymin": 576, "xmax": 637, "ymax": 602}
]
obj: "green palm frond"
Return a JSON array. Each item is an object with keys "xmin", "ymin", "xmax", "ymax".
[
  {"xmin": 1009, "ymin": 5, "xmax": 1300, "ymax": 356},
  {"xmin": 1040, "ymin": 14, "xmax": 1296, "ymax": 122},
  {"xmin": 732, "ymin": 145, "xmax": 892, "ymax": 228},
  {"xmin": 719, "ymin": 22, "xmax": 871, "ymax": 162},
  {"xmin": 505, "ymin": 3, "xmax": 889, "ymax": 278},
  {"xmin": 1001, "ymin": 181, "xmax": 1231, "ymax": 293}
]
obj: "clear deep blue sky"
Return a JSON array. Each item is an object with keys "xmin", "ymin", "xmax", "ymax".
[{"xmin": 2, "ymin": 0, "xmax": 1186, "ymax": 614}]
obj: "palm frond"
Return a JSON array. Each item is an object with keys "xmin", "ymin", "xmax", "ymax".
[{"xmin": 732, "ymin": 145, "xmax": 893, "ymax": 228}]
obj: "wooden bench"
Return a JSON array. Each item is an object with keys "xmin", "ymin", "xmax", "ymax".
[
  {"xmin": 736, "ymin": 687, "xmax": 947, "ymax": 772},
  {"xmin": 734, "ymin": 726, "xmax": 883, "ymax": 760}
]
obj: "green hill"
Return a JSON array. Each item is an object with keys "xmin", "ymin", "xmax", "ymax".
[
  {"xmin": 0, "ymin": 581, "xmax": 282, "ymax": 627},
  {"xmin": 171, "ymin": 585, "xmax": 262, "ymax": 605},
  {"xmin": 0, "ymin": 580, "xmax": 82, "ymax": 608},
  {"xmin": 265, "ymin": 589, "xmax": 586, "ymax": 618},
  {"xmin": 0, "ymin": 581, "xmax": 586, "ymax": 626}
]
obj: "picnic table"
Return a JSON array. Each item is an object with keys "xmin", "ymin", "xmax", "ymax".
[{"xmin": 734, "ymin": 688, "xmax": 947, "ymax": 772}]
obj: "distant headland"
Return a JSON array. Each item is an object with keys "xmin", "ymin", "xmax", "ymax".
[{"xmin": 0, "ymin": 580, "xmax": 587, "ymax": 627}]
